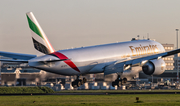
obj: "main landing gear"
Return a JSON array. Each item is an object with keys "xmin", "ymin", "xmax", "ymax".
[
  {"xmin": 112, "ymin": 75, "xmax": 127, "ymax": 87},
  {"xmin": 72, "ymin": 75, "xmax": 87, "ymax": 88}
]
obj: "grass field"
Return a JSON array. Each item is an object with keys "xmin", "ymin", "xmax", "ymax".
[
  {"xmin": 58, "ymin": 89, "xmax": 180, "ymax": 93},
  {"xmin": 0, "ymin": 94, "xmax": 180, "ymax": 106},
  {"xmin": 0, "ymin": 87, "xmax": 54, "ymax": 94}
]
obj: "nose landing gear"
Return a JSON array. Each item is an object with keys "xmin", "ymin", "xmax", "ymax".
[{"xmin": 72, "ymin": 76, "xmax": 87, "ymax": 88}]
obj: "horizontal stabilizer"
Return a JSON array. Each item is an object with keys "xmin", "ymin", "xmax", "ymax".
[
  {"xmin": 0, "ymin": 59, "xmax": 28, "ymax": 63},
  {"xmin": 0, "ymin": 51, "xmax": 36, "ymax": 60},
  {"xmin": 0, "ymin": 58, "xmax": 68, "ymax": 64}
]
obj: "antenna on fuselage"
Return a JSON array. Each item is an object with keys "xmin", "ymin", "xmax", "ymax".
[
  {"xmin": 147, "ymin": 33, "xmax": 150, "ymax": 40},
  {"xmin": 137, "ymin": 35, "xmax": 140, "ymax": 40}
]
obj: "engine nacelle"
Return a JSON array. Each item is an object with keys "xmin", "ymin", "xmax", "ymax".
[{"xmin": 142, "ymin": 58, "xmax": 166, "ymax": 75}]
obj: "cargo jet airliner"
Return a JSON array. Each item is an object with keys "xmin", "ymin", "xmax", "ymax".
[{"xmin": 0, "ymin": 12, "xmax": 179, "ymax": 87}]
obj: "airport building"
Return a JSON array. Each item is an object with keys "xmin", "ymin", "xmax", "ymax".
[{"xmin": 162, "ymin": 44, "xmax": 174, "ymax": 70}]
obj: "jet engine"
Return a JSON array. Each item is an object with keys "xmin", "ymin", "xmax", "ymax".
[{"xmin": 142, "ymin": 58, "xmax": 166, "ymax": 75}]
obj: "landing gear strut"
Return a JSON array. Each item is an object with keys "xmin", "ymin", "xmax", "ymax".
[
  {"xmin": 72, "ymin": 76, "xmax": 87, "ymax": 88},
  {"xmin": 112, "ymin": 75, "xmax": 127, "ymax": 87}
]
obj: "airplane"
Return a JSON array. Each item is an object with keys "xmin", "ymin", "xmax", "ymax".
[{"xmin": 0, "ymin": 12, "xmax": 180, "ymax": 87}]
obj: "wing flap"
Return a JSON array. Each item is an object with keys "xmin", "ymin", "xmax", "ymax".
[{"xmin": 104, "ymin": 62, "xmax": 125, "ymax": 75}]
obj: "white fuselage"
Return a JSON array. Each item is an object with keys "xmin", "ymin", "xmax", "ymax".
[{"xmin": 28, "ymin": 39, "xmax": 165, "ymax": 77}]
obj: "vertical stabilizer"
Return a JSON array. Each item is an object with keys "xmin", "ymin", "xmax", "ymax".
[{"xmin": 26, "ymin": 12, "xmax": 55, "ymax": 56}]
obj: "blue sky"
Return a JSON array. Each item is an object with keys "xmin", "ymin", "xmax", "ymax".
[{"xmin": 1, "ymin": 0, "xmax": 180, "ymax": 54}]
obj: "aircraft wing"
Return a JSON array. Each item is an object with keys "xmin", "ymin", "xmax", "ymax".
[
  {"xmin": 0, "ymin": 51, "xmax": 36, "ymax": 60},
  {"xmin": 104, "ymin": 48, "xmax": 180, "ymax": 75}
]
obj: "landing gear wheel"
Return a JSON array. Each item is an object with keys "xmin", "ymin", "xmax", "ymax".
[
  {"xmin": 122, "ymin": 78, "xmax": 127, "ymax": 83},
  {"xmin": 77, "ymin": 80, "xmax": 82, "ymax": 87},
  {"xmin": 111, "ymin": 74, "xmax": 127, "ymax": 87},
  {"xmin": 117, "ymin": 80, "xmax": 122, "ymax": 87},
  {"xmin": 112, "ymin": 81, "xmax": 116, "ymax": 87},
  {"xmin": 71, "ymin": 76, "xmax": 87, "ymax": 88},
  {"xmin": 83, "ymin": 77, "xmax": 87, "ymax": 83},
  {"xmin": 72, "ymin": 79, "xmax": 82, "ymax": 87},
  {"xmin": 72, "ymin": 81, "xmax": 77, "ymax": 88}
]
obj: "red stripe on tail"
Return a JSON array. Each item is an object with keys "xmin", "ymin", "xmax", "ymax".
[{"xmin": 51, "ymin": 52, "xmax": 80, "ymax": 72}]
